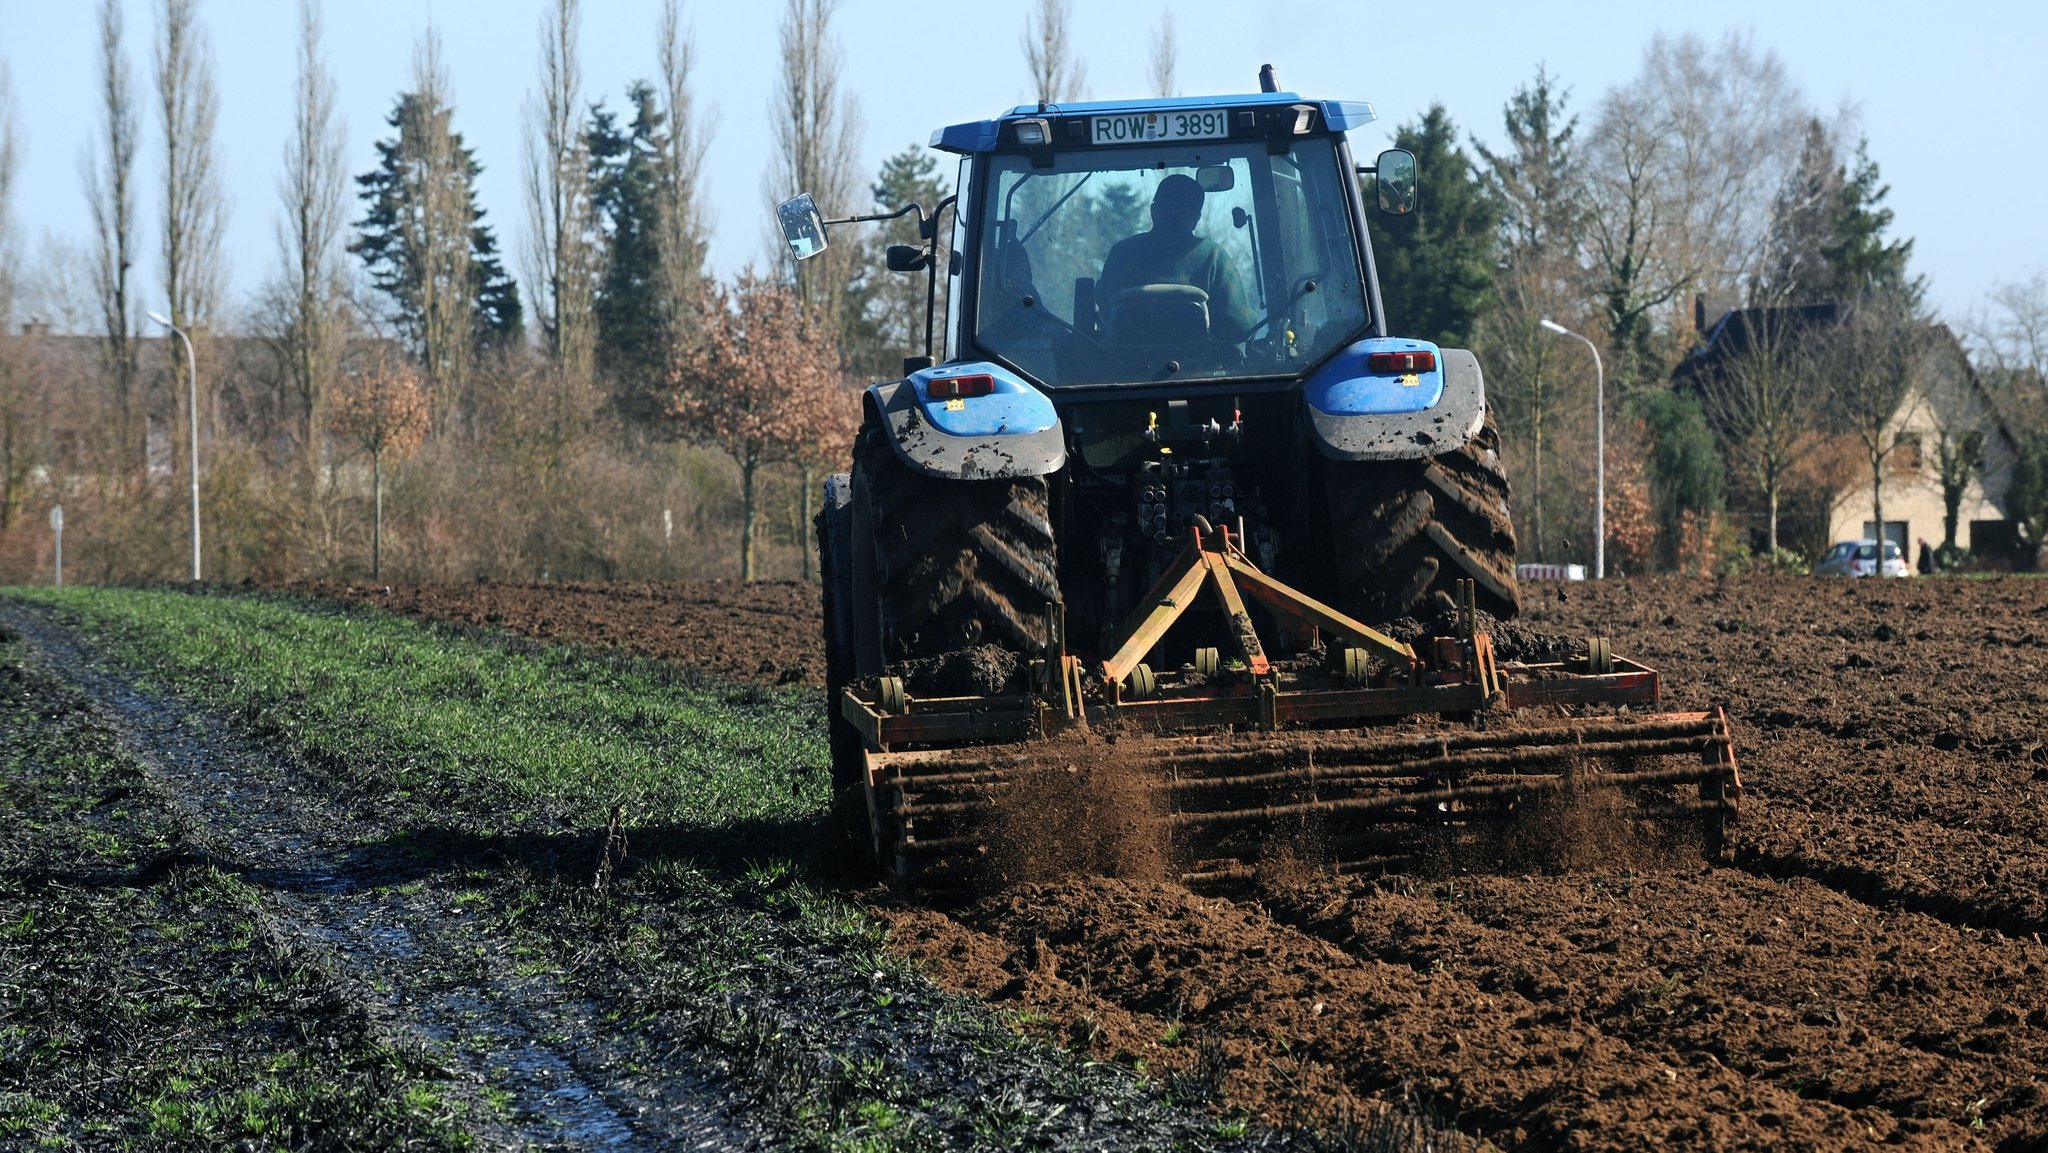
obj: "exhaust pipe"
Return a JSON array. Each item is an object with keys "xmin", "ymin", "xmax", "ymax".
[{"xmin": 1259, "ymin": 64, "xmax": 1280, "ymax": 93}]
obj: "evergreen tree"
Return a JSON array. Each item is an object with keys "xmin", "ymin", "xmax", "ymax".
[
  {"xmin": 1371, "ymin": 104, "xmax": 1500, "ymax": 348},
  {"xmin": 1635, "ymin": 387, "xmax": 1724, "ymax": 567},
  {"xmin": 1758, "ymin": 118, "xmax": 1841, "ymax": 302},
  {"xmin": 1822, "ymin": 138, "xmax": 1922, "ymax": 308},
  {"xmin": 1761, "ymin": 127, "xmax": 1920, "ymax": 308},
  {"xmin": 469, "ymin": 212, "xmax": 524, "ymax": 349},
  {"xmin": 587, "ymin": 82, "xmax": 681, "ymax": 422},
  {"xmin": 353, "ymin": 91, "xmax": 523, "ymax": 360}
]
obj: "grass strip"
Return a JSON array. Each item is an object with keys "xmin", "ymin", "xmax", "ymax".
[
  {"xmin": 0, "ymin": 624, "xmax": 481, "ymax": 1151},
  {"xmin": 7, "ymin": 586, "xmax": 830, "ymax": 844}
]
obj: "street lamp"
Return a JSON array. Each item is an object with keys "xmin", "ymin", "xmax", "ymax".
[
  {"xmin": 147, "ymin": 311, "xmax": 201, "ymax": 583},
  {"xmin": 1539, "ymin": 318, "xmax": 1605, "ymax": 580}
]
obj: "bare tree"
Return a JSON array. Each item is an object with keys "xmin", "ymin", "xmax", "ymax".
[
  {"xmin": 770, "ymin": 0, "xmax": 862, "ymax": 332},
  {"xmin": 1692, "ymin": 305, "xmax": 1826, "ymax": 557},
  {"xmin": 1147, "ymin": 10, "xmax": 1176, "ymax": 99},
  {"xmin": 1582, "ymin": 33, "xmax": 1811, "ymax": 391},
  {"xmin": 0, "ymin": 61, "xmax": 19, "ymax": 330},
  {"xmin": 524, "ymin": 0, "xmax": 601, "ymax": 387},
  {"xmin": 83, "ymin": 0, "xmax": 142, "ymax": 474},
  {"xmin": 1924, "ymin": 336, "xmax": 1992, "ymax": 556},
  {"xmin": 25, "ymin": 235, "xmax": 98, "ymax": 335},
  {"xmin": 1581, "ymin": 81, "xmax": 1683, "ymax": 391},
  {"xmin": 1820, "ymin": 294, "xmax": 1925, "ymax": 574},
  {"xmin": 656, "ymin": 0, "xmax": 712, "ymax": 340},
  {"xmin": 157, "ymin": 0, "xmax": 231, "ymax": 468},
  {"xmin": 1021, "ymin": 0, "xmax": 1085, "ymax": 106},
  {"xmin": 1633, "ymin": 33, "xmax": 1808, "ymax": 301},
  {"xmin": 1967, "ymin": 270, "xmax": 2048, "ymax": 438},
  {"xmin": 331, "ymin": 346, "xmax": 428, "ymax": 579},
  {"xmin": 0, "ymin": 62, "xmax": 31, "ymax": 532},
  {"xmin": 277, "ymin": 0, "xmax": 349, "ymax": 474}
]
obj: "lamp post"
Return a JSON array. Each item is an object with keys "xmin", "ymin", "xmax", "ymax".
[
  {"xmin": 1539, "ymin": 318, "xmax": 1604, "ymax": 580},
  {"xmin": 147, "ymin": 311, "xmax": 201, "ymax": 582}
]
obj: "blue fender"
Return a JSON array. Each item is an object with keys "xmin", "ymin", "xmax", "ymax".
[
  {"xmin": 870, "ymin": 361, "xmax": 1067, "ymax": 480},
  {"xmin": 1303, "ymin": 338, "xmax": 1487, "ymax": 461}
]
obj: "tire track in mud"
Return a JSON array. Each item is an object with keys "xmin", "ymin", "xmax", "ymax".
[
  {"xmin": 0, "ymin": 603, "xmax": 764, "ymax": 1152},
  {"xmin": 1733, "ymin": 839, "xmax": 2048, "ymax": 941}
]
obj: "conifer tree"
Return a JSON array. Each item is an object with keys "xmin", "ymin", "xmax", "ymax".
[
  {"xmin": 1371, "ymin": 105, "xmax": 1500, "ymax": 349},
  {"xmin": 588, "ymin": 83, "xmax": 673, "ymax": 421},
  {"xmin": 353, "ymin": 78, "xmax": 523, "ymax": 421},
  {"xmin": 1821, "ymin": 139, "xmax": 1922, "ymax": 308}
]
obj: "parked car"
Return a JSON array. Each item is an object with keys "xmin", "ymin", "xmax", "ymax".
[{"xmin": 1815, "ymin": 539, "xmax": 1911, "ymax": 577}]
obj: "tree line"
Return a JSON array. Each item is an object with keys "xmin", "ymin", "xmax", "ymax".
[
  {"xmin": 0, "ymin": 2, "xmax": 2043, "ymax": 585},
  {"xmin": 1360, "ymin": 33, "xmax": 2048, "ymax": 572}
]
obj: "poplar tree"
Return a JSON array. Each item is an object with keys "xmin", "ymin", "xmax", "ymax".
[
  {"xmin": 277, "ymin": 0, "xmax": 348, "ymax": 474},
  {"xmin": 84, "ymin": 0, "xmax": 142, "ymax": 475},
  {"xmin": 523, "ymin": 0, "xmax": 601, "ymax": 388},
  {"xmin": 157, "ymin": 0, "xmax": 230, "ymax": 455},
  {"xmin": 1021, "ymin": 0, "xmax": 1085, "ymax": 105}
]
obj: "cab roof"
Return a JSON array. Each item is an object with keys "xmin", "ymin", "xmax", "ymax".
[{"xmin": 930, "ymin": 92, "xmax": 1378, "ymax": 154}]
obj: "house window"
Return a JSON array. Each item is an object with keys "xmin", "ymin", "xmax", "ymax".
[{"xmin": 1893, "ymin": 431, "xmax": 1923, "ymax": 471}]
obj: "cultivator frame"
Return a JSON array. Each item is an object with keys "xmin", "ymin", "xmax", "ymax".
[{"xmin": 842, "ymin": 524, "xmax": 1741, "ymax": 885}]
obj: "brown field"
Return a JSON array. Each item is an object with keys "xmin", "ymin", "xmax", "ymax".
[{"xmin": 306, "ymin": 572, "xmax": 2048, "ymax": 1151}]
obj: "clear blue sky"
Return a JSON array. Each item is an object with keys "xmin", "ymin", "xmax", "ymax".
[{"xmin": 2, "ymin": 0, "xmax": 2040, "ymax": 328}]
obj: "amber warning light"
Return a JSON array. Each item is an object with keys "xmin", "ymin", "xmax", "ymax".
[
  {"xmin": 1366, "ymin": 350, "xmax": 1436, "ymax": 374},
  {"xmin": 927, "ymin": 374, "xmax": 995, "ymax": 400}
]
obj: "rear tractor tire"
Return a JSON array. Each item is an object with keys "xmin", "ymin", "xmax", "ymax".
[
  {"xmin": 851, "ymin": 418, "xmax": 1062, "ymax": 667},
  {"xmin": 1325, "ymin": 404, "xmax": 1521, "ymax": 622}
]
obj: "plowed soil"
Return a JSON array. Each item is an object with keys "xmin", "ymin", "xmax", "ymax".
[
  {"xmin": 300, "ymin": 573, "xmax": 2048, "ymax": 1151},
  {"xmin": 287, "ymin": 579, "xmax": 824, "ymax": 687}
]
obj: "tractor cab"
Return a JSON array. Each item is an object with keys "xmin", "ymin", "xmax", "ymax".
[
  {"xmin": 942, "ymin": 94, "xmax": 1413, "ymax": 391},
  {"xmin": 780, "ymin": 86, "xmax": 1417, "ymax": 394}
]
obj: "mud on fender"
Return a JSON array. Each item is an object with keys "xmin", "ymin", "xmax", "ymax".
[
  {"xmin": 1305, "ymin": 344, "xmax": 1487, "ymax": 461},
  {"xmin": 869, "ymin": 364, "xmax": 1067, "ymax": 481}
]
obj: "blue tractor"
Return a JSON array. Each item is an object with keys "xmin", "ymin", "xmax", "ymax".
[{"xmin": 783, "ymin": 70, "xmax": 1738, "ymax": 883}]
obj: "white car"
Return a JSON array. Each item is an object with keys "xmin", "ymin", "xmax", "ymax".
[{"xmin": 1814, "ymin": 539, "xmax": 1911, "ymax": 577}]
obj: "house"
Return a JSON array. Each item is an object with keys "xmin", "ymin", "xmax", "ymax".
[
  {"xmin": 1818, "ymin": 324, "xmax": 2020, "ymax": 559},
  {"xmin": 1675, "ymin": 304, "xmax": 2024, "ymax": 561}
]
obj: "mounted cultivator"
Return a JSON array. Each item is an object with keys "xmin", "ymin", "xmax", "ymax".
[{"xmin": 840, "ymin": 525, "xmax": 1740, "ymax": 887}]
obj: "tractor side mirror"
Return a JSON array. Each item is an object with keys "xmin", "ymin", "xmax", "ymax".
[
  {"xmin": 1374, "ymin": 149, "xmax": 1418, "ymax": 216},
  {"xmin": 885, "ymin": 244, "xmax": 929, "ymax": 272},
  {"xmin": 777, "ymin": 193, "xmax": 829, "ymax": 260}
]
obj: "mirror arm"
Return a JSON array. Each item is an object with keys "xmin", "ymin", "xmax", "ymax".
[
  {"xmin": 822, "ymin": 201, "xmax": 927, "ymax": 229},
  {"xmin": 923, "ymin": 194, "xmax": 960, "ymax": 362}
]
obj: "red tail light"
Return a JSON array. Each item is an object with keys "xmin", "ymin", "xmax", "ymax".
[
  {"xmin": 928, "ymin": 374, "xmax": 995, "ymax": 399},
  {"xmin": 1367, "ymin": 350, "xmax": 1437, "ymax": 374}
]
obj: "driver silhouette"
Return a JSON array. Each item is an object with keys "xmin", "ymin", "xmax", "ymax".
[{"xmin": 1096, "ymin": 173, "xmax": 1257, "ymax": 341}]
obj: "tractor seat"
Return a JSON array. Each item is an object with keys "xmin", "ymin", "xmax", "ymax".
[{"xmin": 1103, "ymin": 284, "xmax": 1211, "ymax": 345}]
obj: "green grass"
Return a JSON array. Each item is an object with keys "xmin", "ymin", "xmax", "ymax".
[
  {"xmin": 0, "ymin": 628, "xmax": 481, "ymax": 1151},
  {"xmin": 2, "ymin": 587, "xmax": 1312, "ymax": 1151},
  {"xmin": 8, "ymin": 586, "xmax": 830, "ymax": 842}
]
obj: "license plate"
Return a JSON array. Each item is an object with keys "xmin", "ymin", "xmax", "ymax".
[{"xmin": 1090, "ymin": 108, "xmax": 1229, "ymax": 146}]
